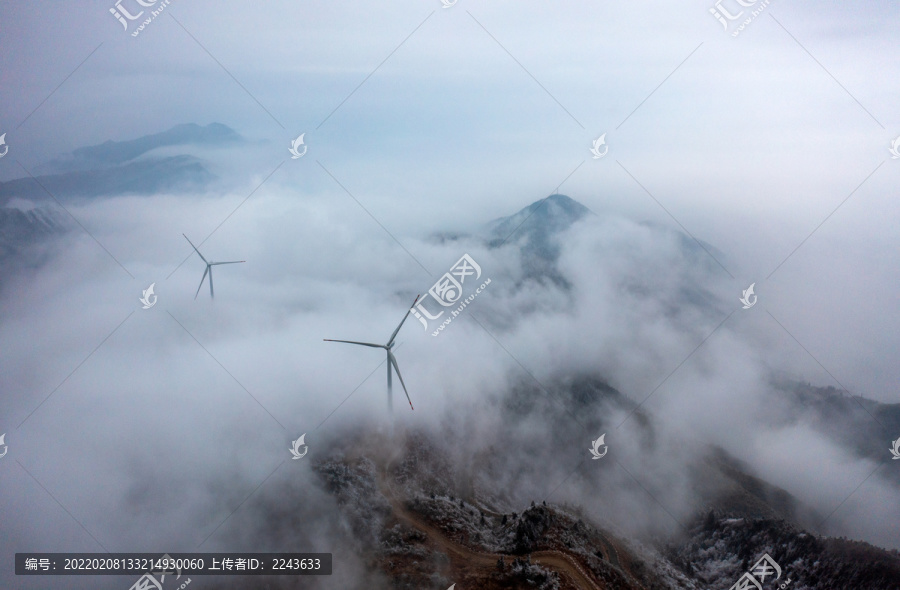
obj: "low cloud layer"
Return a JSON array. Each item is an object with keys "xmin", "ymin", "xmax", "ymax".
[
  {"xmin": 3, "ymin": 4, "xmax": 899, "ymax": 585},
  {"xmin": 2, "ymin": 158, "xmax": 897, "ymax": 587}
]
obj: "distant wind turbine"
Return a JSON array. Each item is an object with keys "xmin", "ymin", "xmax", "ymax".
[
  {"xmin": 183, "ymin": 234, "xmax": 245, "ymax": 299},
  {"xmin": 325, "ymin": 295, "xmax": 421, "ymax": 412}
]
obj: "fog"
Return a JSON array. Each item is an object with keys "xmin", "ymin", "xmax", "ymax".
[
  {"xmin": 2, "ymin": 1, "xmax": 899, "ymax": 588},
  {"xmin": 2, "ymin": 177, "xmax": 898, "ymax": 587}
]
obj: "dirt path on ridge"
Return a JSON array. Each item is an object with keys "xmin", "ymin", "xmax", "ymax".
[{"xmin": 377, "ymin": 469, "xmax": 605, "ymax": 590}]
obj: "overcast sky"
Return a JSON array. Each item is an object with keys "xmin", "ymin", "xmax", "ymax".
[
  {"xmin": 2, "ymin": 0, "xmax": 898, "ymax": 401},
  {"xmin": 1, "ymin": 1, "xmax": 899, "ymax": 588}
]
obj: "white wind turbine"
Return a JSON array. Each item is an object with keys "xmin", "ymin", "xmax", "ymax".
[
  {"xmin": 325, "ymin": 295, "xmax": 421, "ymax": 412},
  {"xmin": 183, "ymin": 234, "xmax": 245, "ymax": 299}
]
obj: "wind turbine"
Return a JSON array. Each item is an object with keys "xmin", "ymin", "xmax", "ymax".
[
  {"xmin": 183, "ymin": 234, "xmax": 245, "ymax": 299},
  {"xmin": 325, "ymin": 295, "xmax": 421, "ymax": 412}
]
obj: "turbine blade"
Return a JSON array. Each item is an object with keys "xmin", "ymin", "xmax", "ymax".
[
  {"xmin": 323, "ymin": 339, "xmax": 384, "ymax": 349},
  {"xmin": 387, "ymin": 294, "xmax": 421, "ymax": 347},
  {"xmin": 210, "ymin": 261, "xmax": 245, "ymax": 265},
  {"xmin": 195, "ymin": 265, "xmax": 209, "ymax": 299},
  {"xmin": 388, "ymin": 351, "xmax": 413, "ymax": 410},
  {"xmin": 182, "ymin": 234, "xmax": 207, "ymax": 263},
  {"xmin": 209, "ymin": 266, "xmax": 214, "ymax": 298},
  {"xmin": 387, "ymin": 353, "xmax": 392, "ymax": 413}
]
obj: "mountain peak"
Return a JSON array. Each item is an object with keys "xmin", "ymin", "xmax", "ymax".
[
  {"xmin": 484, "ymin": 194, "xmax": 592, "ymax": 286},
  {"xmin": 543, "ymin": 193, "xmax": 592, "ymax": 214},
  {"xmin": 488, "ymin": 193, "xmax": 592, "ymax": 243}
]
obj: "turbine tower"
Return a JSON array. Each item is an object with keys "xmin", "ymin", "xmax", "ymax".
[
  {"xmin": 183, "ymin": 234, "xmax": 245, "ymax": 299},
  {"xmin": 325, "ymin": 295, "xmax": 421, "ymax": 412}
]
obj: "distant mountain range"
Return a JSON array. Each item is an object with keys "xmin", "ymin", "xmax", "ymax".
[
  {"xmin": 0, "ymin": 123, "xmax": 238, "ymax": 205},
  {"xmin": 0, "ymin": 155, "xmax": 214, "ymax": 203},
  {"xmin": 40, "ymin": 122, "xmax": 241, "ymax": 174}
]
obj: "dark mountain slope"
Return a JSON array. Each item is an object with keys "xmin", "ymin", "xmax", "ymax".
[
  {"xmin": 0, "ymin": 206, "xmax": 70, "ymax": 290},
  {"xmin": 668, "ymin": 514, "xmax": 900, "ymax": 590}
]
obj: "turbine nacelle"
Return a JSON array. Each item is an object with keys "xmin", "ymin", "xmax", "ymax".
[
  {"xmin": 183, "ymin": 234, "xmax": 245, "ymax": 299},
  {"xmin": 324, "ymin": 295, "xmax": 421, "ymax": 412}
]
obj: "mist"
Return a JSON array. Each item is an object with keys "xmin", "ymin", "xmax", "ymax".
[
  {"xmin": 2, "ymin": 165, "xmax": 898, "ymax": 588},
  {"xmin": 2, "ymin": 1, "xmax": 900, "ymax": 588}
]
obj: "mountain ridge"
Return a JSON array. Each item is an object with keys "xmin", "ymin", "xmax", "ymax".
[
  {"xmin": 41, "ymin": 122, "xmax": 242, "ymax": 174},
  {"xmin": 0, "ymin": 123, "xmax": 240, "ymax": 206}
]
